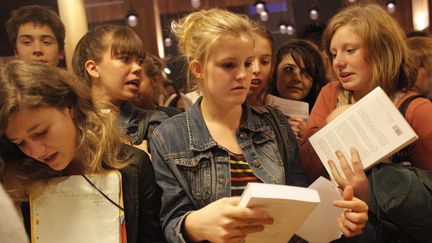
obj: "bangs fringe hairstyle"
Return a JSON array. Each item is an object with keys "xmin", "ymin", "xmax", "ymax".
[
  {"xmin": 72, "ymin": 24, "xmax": 146, "ymax": 86},
  {"xmin": 322, "ymin": 4, "xmax": 416, "ymax": 98},
  {"xmin": 270, "ymin": 39, "xmax": 326, "ymax": 110},
  {"xmin": 0, "ymin": 60, "xmax": 128, "ymax": 203},
  {"xmin": 171, "ymin": 8, "xmax": 257, "ymax": 91}
]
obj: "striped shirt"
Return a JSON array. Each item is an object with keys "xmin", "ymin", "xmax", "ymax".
[{"xmin": 229, "ymin": 152, "xmax": 261, "ymax": 196}]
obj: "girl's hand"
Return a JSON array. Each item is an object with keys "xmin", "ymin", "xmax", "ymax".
[
  {"xmin": 288, "ymin": 117, "xmax": 307, "ymax": 143},
  {"xmin": 333, "ymin": 186, "xmax": 369, "ymax": 237},
  {"xmin": 184, "ymin": 197, "xmax": 274, "ymax": 243},
  {"xmin": 328, "ymin": 148, "xmax": 369, "ymax": 202}
]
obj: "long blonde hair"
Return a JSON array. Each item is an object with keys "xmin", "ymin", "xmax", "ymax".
[
  {"xmin": 322, "ymin": 4, "xmax": 416, "ymax": 98},
  {"xmin": 0, "ymin": 60, "xmax": 128, "ymax": 202}
]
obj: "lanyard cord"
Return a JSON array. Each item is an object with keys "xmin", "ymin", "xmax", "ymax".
[{"xmin": 81, "ymin": 174, "xmax": 124, "ymax": 211}]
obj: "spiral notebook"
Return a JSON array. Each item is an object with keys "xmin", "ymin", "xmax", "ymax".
[{"xmin": 30, "ymin": 171, "xmax": 125, "ymax": 243}]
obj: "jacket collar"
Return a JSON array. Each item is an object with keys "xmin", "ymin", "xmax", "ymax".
[{"xmin": 186, "ymin": 97, "xmax": 268, "ymax": 152}]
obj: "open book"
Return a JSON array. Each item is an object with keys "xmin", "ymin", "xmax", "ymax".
[
  {"xmin": 309, "ymin": 87, "xmax": 418, "ymax": 178},
  {"xmin": 239, "ymin": 183, "xmax": 320, "ymax": 243},
  {"xmin": 30, "ymin": 171, "xmax": 123, "ymax": 243},
  {"xmin": 265, "ymin": 94, "xmax": 309, "ymax": 119}
]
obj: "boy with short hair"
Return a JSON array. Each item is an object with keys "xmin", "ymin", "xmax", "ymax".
[{"xmin": 5, "ymin": 5, "xmax": 65, "ymax": 67}]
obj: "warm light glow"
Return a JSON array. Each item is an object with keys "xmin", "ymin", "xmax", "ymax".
[
  {"xmin": 164, "ymin": 37, "xmax": 172, "ymax": 47},
  {"xmin": 386, "ymin": 2, "xmax": 396, "ymax": 14},
  {"xmin": 256, "ymin": 3, "xmax": 265, "ymax": 14},
  {"xmin": 287, "ymin": 25, "xmax": 295, "ymax": 36},
  {"xmin": 57, "ymin": 0, "xmax": 88, "ymax": 71},
  {"xmin": 310, "ymin": 9, "xmax": 319, "ymax": 21},
  {"xmin": 412, "ymin": 0, "xmax": 430, "ymax": 30},
  {"xmin": 279, "ymin": 24, "xmax": 287, "ymax": 34},
  {"xmin": 260, "ymin": 11, "xmax": 269, "ymax": 22},
  {"xmin": 191, "ymin": 0, "xmax": 200, "ymax": 9},
  {"xmin": 127, "ymin": 14, "xmax": 138, "ymax": 27}
]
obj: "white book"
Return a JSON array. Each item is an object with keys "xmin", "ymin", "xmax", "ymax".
[
  {"xmin": 309, "ymin": 87, "xmax": 418, "ymax": 179},
  {"xmin": 239, "ymin": 183, "xmax": 320, "ymax": 243},
  {"xmin": 265, "ymin": 94, "xmax": 309, "ymax": 119},
  {"xmin": 296, "ymin": 177, "xmax": 343, "ymax": 243},
  {"xmin": 30, "ymin": 171, "xmax": 123, "ymax": 243}
]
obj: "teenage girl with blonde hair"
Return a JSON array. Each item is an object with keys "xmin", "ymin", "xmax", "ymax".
[{"xmin": 150, "ymin": 8, "xmax": 369, "ymax": 243}]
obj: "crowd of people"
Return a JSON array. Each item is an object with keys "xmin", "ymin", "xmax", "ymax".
[{"xmin": 0, "ymin": 3, "xmax": 431, "ymax": 243}]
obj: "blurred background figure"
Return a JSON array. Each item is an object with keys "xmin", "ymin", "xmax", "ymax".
[
  {"xmin": 133, "ymin": 54, "xmax": 181, "ymax": 117},
  {"xmin": 407, "ymin": 36, "xmax": 432, "ymax": 98},
  {"xmin": 162, "ymin": 79, "xmax": 192, "ymax": 112}
]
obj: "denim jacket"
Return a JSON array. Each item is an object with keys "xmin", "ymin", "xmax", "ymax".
[
  {"xmin": 119, "ymin": 101, "xmax": 168, "ymax": 145},
  {"xmin": 150, "ymin": 99, "xmax": 306, "ymax": 242}
]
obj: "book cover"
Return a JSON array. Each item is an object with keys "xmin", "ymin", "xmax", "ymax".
[
  {"xmin": 239, "ymin": 183, "xmax": 320, "ymax": 243},
  {"xmin": 30, "ymin": 171, "xmax": 123, "ymax": 243},
  {"xmin": 309, "ymin": 87, "xmax": 418, "ymax": 178}
]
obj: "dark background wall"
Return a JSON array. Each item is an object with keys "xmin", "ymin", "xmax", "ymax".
[{"xmin": 0, "ymin": 0, "xmax": 59, "ymax": 56}]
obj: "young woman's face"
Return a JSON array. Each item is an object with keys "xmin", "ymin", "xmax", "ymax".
[
  {"xmin": 276, "ymin": 54, "xmax": 313, "ymax": 101},
  {"xmin": 330, "ymin": 24, "xmax": 373, "ymax": 98},
  {"xmin": 201, "ymin": 34, "xmax": 255, "ymax": 108},
  {"xmin": 249, "ymin": 36, "xmax": 272, "ymax": 98},
  {"xmin": 5, "ymin": 107, "xmax": 77, "ymax": 171},
  {"xmin": 93, "ymin": 43, "xmax": 144, "ymax": 106}
]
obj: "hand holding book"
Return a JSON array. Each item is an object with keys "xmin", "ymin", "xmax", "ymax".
[
  {"xmin": 309, "ymin": 87, "xmax": 418, "ymax": 179},
  {"xmin": 328, "ymin": 148, "xmax": 369, "ymax": 202},
  {"xmin": 183, "ymin": 197, "xmax": 274, "ymax": 242}
]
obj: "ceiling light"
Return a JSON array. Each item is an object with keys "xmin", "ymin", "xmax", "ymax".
[
  {"xmin": 310, "ymin": 8, "xmax": 319, "ymax": 21},
  {"xmin": 286, "ymin": 25, "xmax": 295, "ymax": 36},
  {"xmin": 387, "ymin": 1, "xmax": 396, "ymax": 14},
  {"xmin": 260, "ymin": 10, "xmax": 269, "ymax": 22},
  {"xmin": 126, "ymin": 10, "xmax": 138, "ymax": 27},
  {"xmin": 255, "ymin": 1, "xmax": 266, "ymax": 14},
  {"xmin": 164, "ymin": 37, "xmax": 172, "ymax": 47},
  {"xmin": 191, "ymin": 0, "xmax": 200, "ymax": 9}
]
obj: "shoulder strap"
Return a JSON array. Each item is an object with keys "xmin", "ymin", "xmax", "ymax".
[
  {"xmin": 264, "ymin": 106, "xmax": 291, "ymax": 184},
  {"xmin": 398, "ymin": 95, "xmax": 428, "ymax": 115},
  {"xmin": 392, "ymin": 95, "xmax": 429, "ymax": 164}
]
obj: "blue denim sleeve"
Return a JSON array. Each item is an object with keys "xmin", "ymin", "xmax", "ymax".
[{"xmin": 149, "ymin": 130, "xmax": 196, "ymax": 243}]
